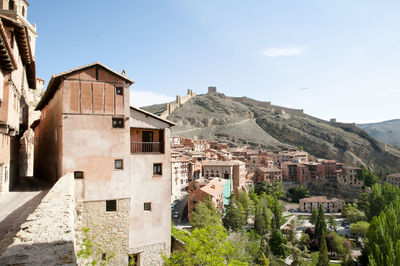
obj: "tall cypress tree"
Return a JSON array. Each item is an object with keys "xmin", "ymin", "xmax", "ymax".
[
  {"xmin": 315, "ymin": 204, "xmax": 327, "ymax": 241},
  {"xmin": 317, "ymin": 233, "xmax": 329, "ymax": 266}
]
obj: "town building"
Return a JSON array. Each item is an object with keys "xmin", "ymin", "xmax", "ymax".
[
  {"xmin": 0, "ymin": 0, "xmax": 38, "ymax": 193},
  {"xmin": 337, "ymin": 167, "xmax": 363, "ymax": 188},
  {"xmin": 254, "ymin": 167, "xmax": 282, "ymax": 184},
  {"xmin": 202, "ymin": 159, "xmax": 246, "ymax": 194},
  {"xmin": 386, "ymin": 173, "xmax": 400, "ymax": 187},
  {"xmin": 188, "ymin": 181, "xmax": 223, "ymax": 220},
  {"xmin": 299, "ymin": 196, "xmax": 344, "ymax": 213},
  {"xmin": 275, "ymin": 149, "xmax": 308, "ymax": 166},
  {"xmin": 171, "ymin": 156, "xmax": 190, "ymax": 202},
  {"xmin": 33, "ymin": 63, "xmax": 174, "ymax": 265}
]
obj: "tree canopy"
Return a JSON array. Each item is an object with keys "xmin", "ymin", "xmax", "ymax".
[
  {"xmin": 364, "ymin": 203, "xmax": 400, "ymax": 266},
  {"xmin": 288, "ymin": 185, "xmax": 310, "ymax": 203},
  {"xmin": 191, "ymin": 198, "xmax": 222, "ymax": 229}
]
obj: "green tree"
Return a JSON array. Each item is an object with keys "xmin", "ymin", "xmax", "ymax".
[
  {"xmin": 271, "ymin": 196, "xmax": 282, "ymax": 231},
  {"xmin": 288, "ymin": 185, "xmax": 310, "ymax": 203},
  {"xmin": 255, "ymin": 181, "xmax": 286, "ymax": 199},
  {"xmin": 364, "ymin": 203, "xmax": 400, "ymax": 266},
  {"xmin": 223, "ymin": 198, "xmax": 246, "ymax": 232},
  {"xmin": 342, "ymin": 203, "xmax": 366, "ymax": 223},
  {"xmin": 326, "ymin": 232, "xmax": 346, "ymax": 258},
  {"xmin": 357, "ymin": 165, "xmax": 379, "ymax": 187},
  {"xmin": 363, "ymin": 182, "xmax": 400, "ymax": 221},
  {"xmin": 164, "ymin": 225, "xmax": 248, "ymax": 265},
  {"xmin": 191, "ymin": 198, "xmax": 221, "ymax": 229},
  {"xmin": 328, "ymin": 215, "xmax": 338, "ymax": 231},
  {"xmin": 350, "ymin": 221, "xmax": 369, "ymax": 238},
  {"xmin": 310, "ymin": 207, "xmax": 318, "ymax": 225},
  {"xmin": 237, "ymin": 191, "xmax": 255, "ymax": 219},
  {"xmin": 254, "ymin": 196, "xmax": 273, "ymax": 236},
  {"xmin": 269, "ymin": 230, "xmax": 288, "ymax": 258},
  {"xmin": 314, "ymin": 205, "xmax": 327, "ymax": 241},
  {"xmin": 317, "ymin": 233, "xmax": 329, "ymax": 266}
]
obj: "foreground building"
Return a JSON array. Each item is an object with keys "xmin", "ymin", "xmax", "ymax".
[
  {"xmin": 33, "ymin": 63, "xmax": 174, "ymax": 265},
  {"xmin": 0, "ymin": 0, "xmax": 38, "ymax": 193}
]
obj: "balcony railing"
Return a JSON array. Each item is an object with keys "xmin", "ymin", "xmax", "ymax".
[{"xmin": 131, "ymin": 142, "xmax": 164, "ymax": 154}]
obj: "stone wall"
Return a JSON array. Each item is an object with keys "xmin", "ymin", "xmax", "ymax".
[
  {"xmin": 76, "ymin": 198, "xmax": 130, "ymax": 265},
  {"xmin": 160, "ymin": 89, "xmax": 197, "ymax": 119},
  {"xmin": 0, "ymin": 173, "xmax": 77, "ymax": 265},
  {"xmin": 130, "ymin": 242, "xmax": 167, "ymax": 266}
]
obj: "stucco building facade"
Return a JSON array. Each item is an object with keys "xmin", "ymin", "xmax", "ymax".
[
  {"xmin": 34, "ymin": 63, "xmax": 174, "ymax": 265},
  {"xmin": 0, "ymin": 0, "xmax": 37, "ymax": 193}
]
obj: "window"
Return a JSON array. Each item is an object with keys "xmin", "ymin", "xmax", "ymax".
[
  {"xmin": 74, "ymin": 171, "xmax": 84, "ymax": 179},
  {"xmin": 129, "ymin": 254, "xmax": 140, "ymax": 266},
  {"xmin": 144, "ymin": 202, "xmax": 151, "ymax": 211},
  {"xmin": 9, "ymin": 0, "xmax": 14, "ymax": 10},
  {"xmin": 153, "ymin": 163, "xmax": 162, "ymax": 175},
  {"xmin": 116, "ymin": 87, "xmax": 123, "ymax": 95},
  {"xmin": 114, "ymin": 159, "xmax": 123, "ymax": 169},
  {"xmin": 112, "ymin": 117, "xmax": 124, "ymax": 128},
  {"xmin": 106, "ymin": 200, "xmax": 117, "ymax": 212},
  {"xmin": 95, "ymin": 68, "xmax": 99, "ymax": 80}
]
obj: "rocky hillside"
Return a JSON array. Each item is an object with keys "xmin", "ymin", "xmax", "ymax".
[
  {"xmin": 357, "ymin": 119, "xmax": 400, "ymax": 147},
  {"xmin": 144, "ymin": 93, "xmax": 400, "ymax": 172}
]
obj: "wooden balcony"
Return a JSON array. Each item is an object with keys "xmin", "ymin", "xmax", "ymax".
[{"xmin": 131, "ymin": 142, "xmax": 164, "ymax": 154}]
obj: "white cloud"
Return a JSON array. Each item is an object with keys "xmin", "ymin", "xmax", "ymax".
[
  {"xmin": 130, "ymin": 90, "xmax": 175, "ymax": 107},
  {"xmin": 260, "ymin": 46, "xmax": 308, "ymax": 57}
]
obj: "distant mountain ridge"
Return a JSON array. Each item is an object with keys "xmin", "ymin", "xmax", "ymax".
[
  {"xmin": 143, "ymin": 93, "xmax": 400, "ymax": 172},
  {"xmin": 357, "ymin": 119, "xmax": 400, "ymax": 147}
]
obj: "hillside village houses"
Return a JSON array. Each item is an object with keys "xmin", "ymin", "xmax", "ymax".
[
  {"xmin": 386, "ymin": 173, "xmax": 400, "ymax": 187},
  {"xmin": 0, "ymin": 0, "xmax": 41, "ymax": 194}
]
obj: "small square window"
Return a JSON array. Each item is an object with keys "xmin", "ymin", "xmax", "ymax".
[
  {"xmin": 116, "ymin": 87, "xmax": 123, "ymax": 95},
  {"xmin": 153, "ymin": 163, "xmax": 162, "ymax": 175},
  {"xmin": 106, "ymin": 200, "xmax": 117, "ymax": 212},
  {"xmin": 144, "ymin": 202, "xmax": 151, "ymax": 211},
  {"xmin": 115, "ymin": 159, "xmax": 123, "ymax": 169},
  {"xmin": 129, "ymin": 254, "xmax": 140, "ymax": 265},
  {"xmin": 112, "ymin": 118, "xmax": 124, "ymax": 128},
  {"xmin": 74, "ymin": 171, "xmax": 84, "ymax": 179}
]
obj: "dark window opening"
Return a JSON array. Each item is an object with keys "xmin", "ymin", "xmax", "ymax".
[
  {"xmin": 9, "ymin": 0, "xmax": 14, "ymax": 10},
  {"xmin": 112, "ymin": 117, "xmax": 124, "ymax": 128},
  {"xmin": 144, "ymin": 202, "xmax": 151, "ymax": 211},
  {"xmin": 153, "ymin": 163, "xmax": 162, "ymax": 175},
  {"xmin": 114, "ymin": 159, "xmax": 123, "ymax": 169},
  {"xmin": 22, "ymin": 6, "xmax": 25, "ymax": 17},
  {"xmin": 116, "ymin": 87, "xmax": 123, "ymax": 95},
  {"xmin": 106, "ymin": 200, "xmax": 117, "ymax": 212},
  {"xmin": 129, "ymin": 253, "xmax": 140, "ymax": 266},
  {"xmin": 95, "ymin": 68, "xmax": 99, "ymax": 80},
  {"xmin": 10, "ymin": 33, "xmax": 14, "ymax": 49},
  {"xmin": 74, "ymin": 171, "xmax": 84, "ymax": 179}
]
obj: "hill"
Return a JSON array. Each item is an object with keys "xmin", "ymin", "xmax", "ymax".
[
  {"xmin": 143, "ymin": 93, "xmax": 400, "ymax": 172},
  {"xmin": 357, "ymin": 119, "xmax": 400, "ymax": 147}
]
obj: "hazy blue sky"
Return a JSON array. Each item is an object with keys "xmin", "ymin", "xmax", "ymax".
[{"xmin": 29, "ymin": 1, "xmax": 400, "ymax": 123}]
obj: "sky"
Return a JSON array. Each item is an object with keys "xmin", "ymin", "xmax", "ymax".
[{"xmin": 28, "ymin": 0, "xmax": 400, "ymax": 123}]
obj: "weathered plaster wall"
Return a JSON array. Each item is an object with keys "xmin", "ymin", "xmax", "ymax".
[
  {"xmin": 34, "ymin": 88, "xmax": 63, "ymax": 183},
  {"xmin": 0, "ymin": 173, "xmax": 77, "ymax": 265},
  {"xmin": 129, "ymin": 127, "xmax": 171, "ymax": 265}
]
